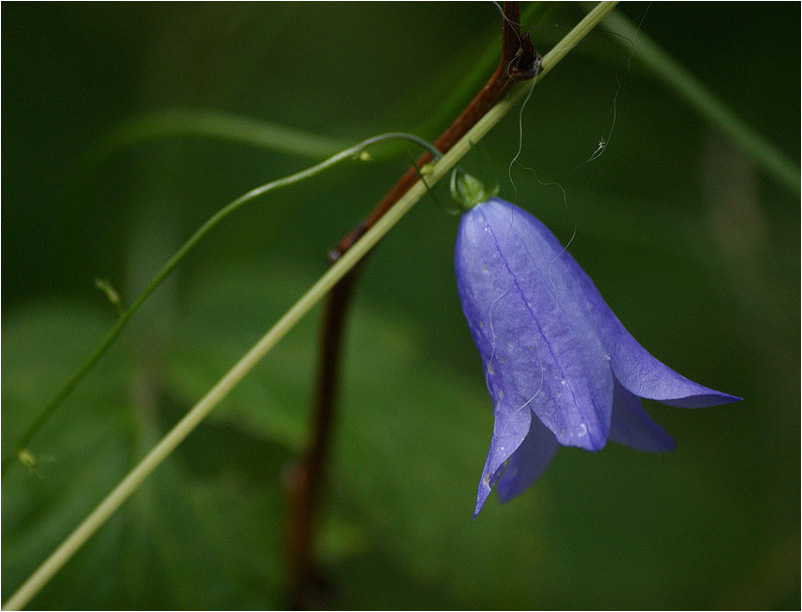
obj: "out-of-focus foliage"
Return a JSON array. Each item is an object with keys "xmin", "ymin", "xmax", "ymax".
[{"xmin": 3, "ymin": 3, "xmax": 799, "ymax": 609}]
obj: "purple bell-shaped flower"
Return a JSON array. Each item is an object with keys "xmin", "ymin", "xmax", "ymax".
[{"xmin": 454, "ymin": 195, "xmax": 741, "ymax": 517}]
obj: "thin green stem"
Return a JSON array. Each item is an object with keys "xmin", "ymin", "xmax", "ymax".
[
  {"xmin": 2, "ymin": 4, "xmax": 616, "ymax": 609},
  {"xmin": 597, "ymin": 7, "xmax": 800, "ymax": 195},
  {"xmin": 2, "ymin": 132, "xmax": 440, "ymax": 474}
]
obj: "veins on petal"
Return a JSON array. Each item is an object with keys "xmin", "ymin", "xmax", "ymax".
[
  {"xmin": 507, "ymin": 212, "xmax": 612, "ymax": 444},
  {"xmin": 482, "ymin": 210, "xmax": 591, "ymax": 437}
]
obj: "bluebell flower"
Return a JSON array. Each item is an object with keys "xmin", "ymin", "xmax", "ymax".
[{"xmin": 454, "ymin": 197, "xmax": 741, "ymax": 517}]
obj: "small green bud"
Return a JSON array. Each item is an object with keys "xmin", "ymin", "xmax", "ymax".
[
  {"xmin": 95, "ymin": 278, "xmax": 123, "ymax": 313},
  {"xmin": 18, "ymin": 449, "xmax": 37, "ymax": 468}
]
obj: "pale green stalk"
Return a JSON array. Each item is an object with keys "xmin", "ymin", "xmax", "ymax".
[
  {"xmin": 597, "ymin": 7, "xmax": 800, "ymax": 195},
  {"xmin": 2, "ymin": 4, "xmax": 617, "ymax": 609}
]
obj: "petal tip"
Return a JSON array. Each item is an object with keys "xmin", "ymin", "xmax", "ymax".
[
  {"xmin": 662, "ymin": 391, "xmax": 742, "ymax": 409},
  {"xmin": 473, "ymin": 484, "xmax": 491, "ymax": 518}
]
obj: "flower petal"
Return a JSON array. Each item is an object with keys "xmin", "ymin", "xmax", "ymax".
[
  {"xmin": 609, "ymin": 377, "xmax": 675, "ymax": 452},
  {"xmin": 474, "ymin": 403, "xmax": 531, "ymax": 517},
  {"xmin": 488, "ymin": 198, "xmax": 742, "ymax": 410},
  {"xmin": 496, "ymin": 415, "xmax": 560, "ymax": 504},
  {"xmin": 612, "ymin": 335, "xmax": 742, "ymax": 407},
  {"xmin": 600, "ymin": 316, "xmax": 741, "ymax": 408},
  {"xmin": 456, "ymin": 198, "xmax": 613, "ymax": 453}
]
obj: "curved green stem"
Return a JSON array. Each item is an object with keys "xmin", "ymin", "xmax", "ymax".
[
  {"xmin": 2, "ymin": 132, "xmax": 441, "ymax": 474},
  {"xmin": 2, "ymin": 4, "xmax": 617, "ymax": 609}
]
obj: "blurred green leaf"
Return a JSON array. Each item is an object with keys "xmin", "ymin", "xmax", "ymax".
[{"xmin": 1, "ymin": 303, "xmax": 288, "ymax": 609}]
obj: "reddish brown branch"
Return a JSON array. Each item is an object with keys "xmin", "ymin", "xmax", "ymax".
[
  {"xmin": 332, "ymin": 4, "xmax": 538, "ymax": 259},
  {"xmin": 284, "ymin": 3, "xmax": 539, "ymax": 606},
  {"xmin": 283, "ymin": 266, "xmax": 362, "ymax": 604}
]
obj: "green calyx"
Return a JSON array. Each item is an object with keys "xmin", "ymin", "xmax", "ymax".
[{"xmin": 450, "ymin": 168, "xmax": 498, "ymax": 211}]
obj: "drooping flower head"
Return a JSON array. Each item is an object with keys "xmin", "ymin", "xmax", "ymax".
[{"xmin": 454, "ymin": 195, "xmax": 741, "ymax": 517}]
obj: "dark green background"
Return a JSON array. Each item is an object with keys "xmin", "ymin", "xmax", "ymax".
[{"xmin": 3, "ymin": 3, "xmax": 799, "ymax": 609}]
